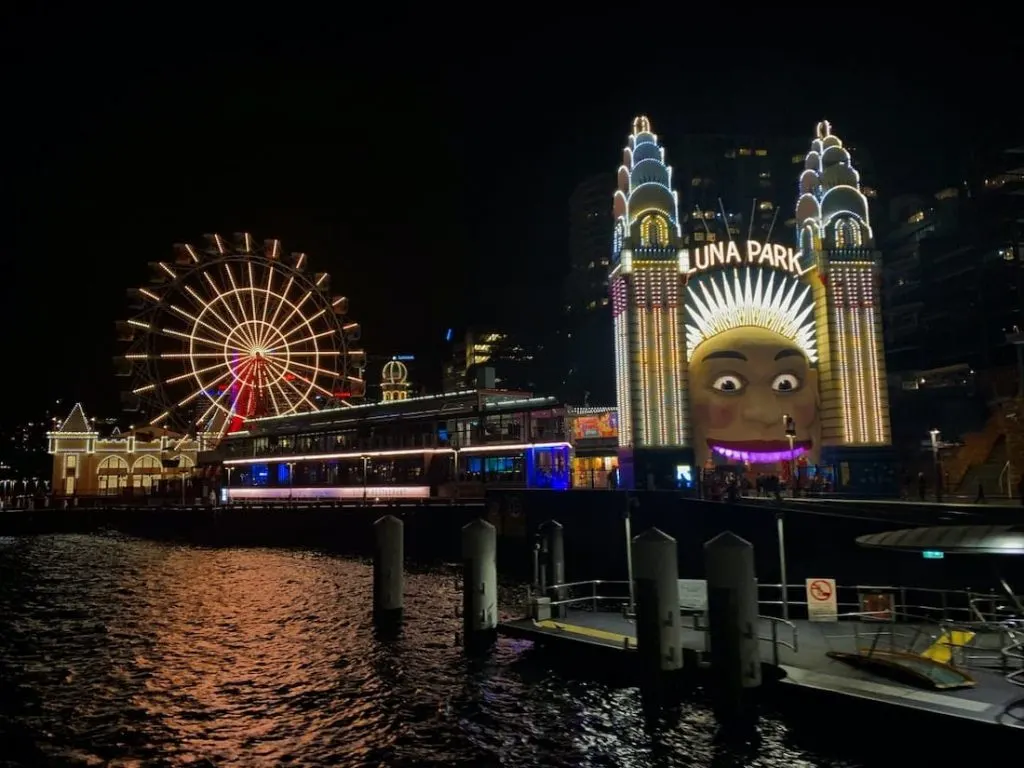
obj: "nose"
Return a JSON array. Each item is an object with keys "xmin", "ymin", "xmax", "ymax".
[{"xmin": 742, "ymin": 394, "xmax": 780, "ymax": 428}]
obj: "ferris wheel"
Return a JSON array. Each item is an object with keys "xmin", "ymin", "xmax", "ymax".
[{"xmin": 116, "ymin": 232, "xmax": 366, "ymax": 439}]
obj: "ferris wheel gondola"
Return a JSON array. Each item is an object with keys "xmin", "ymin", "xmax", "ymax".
[{"xmin": 115, "ymin": 233, "xmax": 365, "ymax": 442}]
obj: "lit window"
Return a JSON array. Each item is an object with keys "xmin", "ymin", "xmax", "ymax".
[
  {"xmin": 738, "ymin": 148, "xmax": 751, "ymax": 156},
  {"xmin": 755, "ymin": 149, "xmax": 767, "ymax": 157}
]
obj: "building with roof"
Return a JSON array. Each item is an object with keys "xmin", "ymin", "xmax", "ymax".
[{"xmin": 46, "ymin": 403, "xmax": 203, "ymax": 497}]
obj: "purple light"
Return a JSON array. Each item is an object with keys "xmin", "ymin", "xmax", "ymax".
[{"xmin": 711, "ymin": 445, "xmax": 808, "ymax": 463}]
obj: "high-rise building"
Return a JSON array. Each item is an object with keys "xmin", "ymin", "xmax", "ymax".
[
  {"xmin": 882, "ymin": 146, "xmax": 1023, "ymax": 375},
  {"xmin": 672, "ymin": 134, "xmax": 879, "ymax": 249},
  {"xmin": 564, "ymin": 174, "xmax": 616, "ymax": 404},
  {"xmin": 608, "ymin": 117, "xmax": 893, "ymax": 492},
  {"xmin": 441, "ymin": 327, "xmax": 539, "ymax": 392}
]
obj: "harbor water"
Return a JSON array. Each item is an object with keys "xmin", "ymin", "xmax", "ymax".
[{"xmin": 0, "ymin": 534, "xmax": 990, "ymax": 766}]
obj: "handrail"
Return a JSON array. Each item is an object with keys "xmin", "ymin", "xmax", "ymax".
[
  {"xmin": 535, "ymin": 579, "xmax": 1021, "ymax": 671},
  {"xmin": 1002, "ymin": 631, "xmax": 1024, "ymax": 688}
]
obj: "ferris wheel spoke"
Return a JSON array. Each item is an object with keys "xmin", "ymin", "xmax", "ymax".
[
  {"xmin": 160, "ymin": 326, "xmax": 226, "ymax": 349},
  {"xmin": 182, "ymin": 284, "xmax": 236, "ymax": 339},
  {"xmin": 176, "ymin": 366, "xmax": 235, "ymax": 407},
  {"xmin": 265, "ymin": 276, "xmax": 296, "ymax": 333},
  {"xmin": 247, "ymin": 262, "xmax": 260, "ymax": 332},
  {"xmin": 195, "ymin": 357, "xmax": 256, "ymax": 427},
  {"xmin": 182, "ymin": 290, "xmax": 247, "ymax": 351},
  {"xmin": 264, "ymin": 353, "xmax": 339, "ymax": 382},
  {"xmin": 262, "ymin": 356, "xmax": 319, "ymax": 408},
  {"xmin": 273, "ymin": 328, "xmax": 337, "ymax": 349},
  {"xmin": 259, "ymin": 264, "xmax": 276, "ymax": 330},
  {"xmin": 273, "ymin": 291, "xmax": 317, "ymax": 338},
  {"xmin": 265, "ymin": 356, "xmax": 336, "ymax": 400},
  {"xmin": 223, "ymin": 263, "xmax": 256, "ymax": 337},
  {"xmin": 270, "ymin": 350, "xmax": 341, "ymax": 357},
  {"xmin": 258, "ymin": 358, "xmax": 311, "ymax": 412},
  {"xmin": 167, "ymin": 302, "xmax": 233, "ymax": 346},
  {"xmin": 202, "ymin": 272, "xmax": 256, "ymax": 349}
]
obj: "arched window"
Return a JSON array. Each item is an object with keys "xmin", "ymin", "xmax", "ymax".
[
  {"xmin": 131, "ymin": 454, "xmax": 162, "ymax": 491},
  {"xmin": 834, "ymin": 219, "xmax": 862, "ymax": 249},
  {"xmin": 96, "ymin": 455, "xmax": 129, "ymax": 495},
  {"xmin": 640, "ymin": 214, "xmax": 670, "ymax": 247},
  {"xmin": 800, "ymin": 226, "xmax": 817, "ymax": 255},
  {"xmin": 174, "ymin": 455, "xmax": 195, "ymax": 469}
]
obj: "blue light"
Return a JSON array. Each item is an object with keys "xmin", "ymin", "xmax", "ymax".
[
  {"xmin": 445, "ymin": 328, "xmax": 453, "ymax": 342},
  {"xmin": 525, "ymin": 445, "xmax": 570, "ymax": 491},
  {"xmin": 922, "ymin": 550, "xmax": 945, "ymax": 560}
]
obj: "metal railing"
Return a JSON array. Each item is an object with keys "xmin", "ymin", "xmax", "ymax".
[
  {"xmin": 1001, "ymin": 632, "xmax": 1024, "ymax": 688},
  {"xmin": 755, "ymin": 581, "xmax": 1019, "ymax": 625},
  {"xmin": 533, "ymin": 579, "xmax": 1022, "ymax": 677},
  {"xmin": 536, "ymin": 579, "xmax": 799, "ymax": 665}
]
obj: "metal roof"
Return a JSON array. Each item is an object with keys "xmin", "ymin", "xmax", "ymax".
[{"xmin": 856, "ymin": 525, "xmax": 1024, "ymax": 555}]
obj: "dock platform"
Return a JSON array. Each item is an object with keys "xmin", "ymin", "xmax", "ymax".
[{"xmin": 499, "ymin": 608, "xmax": 1024, "ymax": 732}]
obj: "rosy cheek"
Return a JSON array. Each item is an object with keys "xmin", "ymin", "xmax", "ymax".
[{"xmin": 695, "ymin": 402, "xmax": 736, "ymax": 431}]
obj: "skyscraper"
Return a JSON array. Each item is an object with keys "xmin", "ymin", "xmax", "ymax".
[{"xmin": 565, "ymin": 174, "xmax": 616, "ymax": 404}]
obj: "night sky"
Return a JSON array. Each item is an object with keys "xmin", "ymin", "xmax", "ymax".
[{"xmin": 8, "ymin": 14, "xmax": 1015, "ymax": 420}]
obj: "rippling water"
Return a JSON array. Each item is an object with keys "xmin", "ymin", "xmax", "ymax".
[{"xmin": 0, "ymin": 535, "xmax": 866, "ymax": 767}]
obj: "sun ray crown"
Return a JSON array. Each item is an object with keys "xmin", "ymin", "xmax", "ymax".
[{"xmin": 685, "ymin": 267, "xmax": 817, "ymax": 362}]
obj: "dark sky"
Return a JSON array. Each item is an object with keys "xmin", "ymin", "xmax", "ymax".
[{"xmin": 7, "ymin": 14, "xmax": 1016, "ymax": 419}]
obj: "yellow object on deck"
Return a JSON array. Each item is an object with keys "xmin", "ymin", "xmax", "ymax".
[
  {"xmin": 534, "ymin": 619, "xmax": 636, "ymax": 648},
  {"xmin": 921, "ymin": 630, "xmax": 976, "ymax": 665}
]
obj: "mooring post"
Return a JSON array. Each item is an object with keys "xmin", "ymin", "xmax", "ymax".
[
  {"xmin": 704, "ymin": 531, "xmax": 761, "ymax": 731},
  {"xmin": 461, "ymin": 517, "xmax": 497, "ymax": 651},
  {"xmin": 539, "ymin": 520, "xmax": 566, "ymax": 618},
  {"xmin": 372, "ymin": 514, "xmax": 404, "ymax": 628},
  {"xmin": 632, "ymin": 527, "xmax": 684, "ymax": 680}
]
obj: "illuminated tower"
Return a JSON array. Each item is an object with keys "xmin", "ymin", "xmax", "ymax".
[
  {"xmin": 380, "ymin": 359, "xmax": 410, "ymax": 401},
  {"xmin": 610, "ymin": 116, "xmax": 688, "ymax": 453},
  {"xmin": 796, "ymin": 120, "xmax": 891, "ymax": 449}
]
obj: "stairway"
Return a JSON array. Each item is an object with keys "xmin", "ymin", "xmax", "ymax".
[
  {"xmin": 944, "ymin": 415, "xmax": 1003, "ymax": 491},
  {"xmin": 957, "ymin": 436, "xmax": 1009, "ymax": 498}
]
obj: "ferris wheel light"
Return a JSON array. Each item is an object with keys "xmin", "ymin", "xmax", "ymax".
[{"xmin": 117, "ymin": 234, "xmax": 364, "ymax": 441}]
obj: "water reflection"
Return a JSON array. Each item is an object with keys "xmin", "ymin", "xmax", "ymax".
[{"xmin": 0, "ymin": 535, "xmax": 863, "ymax": 767}]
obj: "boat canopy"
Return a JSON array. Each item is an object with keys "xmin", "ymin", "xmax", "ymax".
[{"xmin": 856, "ymin": 525, "xmax": 1024, "ymax": 555}]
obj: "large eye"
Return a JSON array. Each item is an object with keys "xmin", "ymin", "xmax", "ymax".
[
  {"xmin": 711, "ymin": 374, "xmax": 745, "ymax": 393},
  {"xmin": 772, "ymin": 373, "xmax": 801, "ymax": 393}
]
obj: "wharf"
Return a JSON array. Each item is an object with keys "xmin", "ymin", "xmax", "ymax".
[{"xmin": 499, "ymin": 608, "xmax": 1024, "ymax": 732}]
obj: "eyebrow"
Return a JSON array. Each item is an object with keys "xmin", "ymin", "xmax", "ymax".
[
  {"xmin": 702, "ymin": 350, "xmax": 746, "ymax": 362},
  {"xmin": 774, "ymin": 349, "xmax": 804, "ymax": 361}
]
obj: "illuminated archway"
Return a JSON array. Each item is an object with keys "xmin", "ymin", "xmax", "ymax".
[{"xmin": 640, "ymin": 214, "xmax": 670, "ymax": 247}]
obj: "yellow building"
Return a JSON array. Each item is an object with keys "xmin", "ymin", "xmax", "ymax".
[{"xmin": 47, "ymin": 403, "xmax": 202, "ymax": 497}]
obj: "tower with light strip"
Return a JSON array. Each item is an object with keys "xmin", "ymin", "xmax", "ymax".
[
  {"xmin": 610, "ymin": 117, "xmax": 689, "ymax": 465},
  {"xmin": 796, "ymin": 120, "xmax": 891, "ymax": 454}
]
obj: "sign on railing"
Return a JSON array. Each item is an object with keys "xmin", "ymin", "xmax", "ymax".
[
  {"xmin": 806, "ymin": 578, "xmax": 838, "ymax": 622},
  {"xmin": 678, "ymin": 579, "xmax": 708, "ymax": 612}
]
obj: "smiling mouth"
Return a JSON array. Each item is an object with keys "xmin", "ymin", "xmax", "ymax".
[{"xmin": 708, "ymin": 439, "xmax": 812, "ymax": 462}]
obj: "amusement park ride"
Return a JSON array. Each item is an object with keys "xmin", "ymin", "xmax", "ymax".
[{"xmin": 115, "ymin": 233, "xmax": 366, "ymax": 443}]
